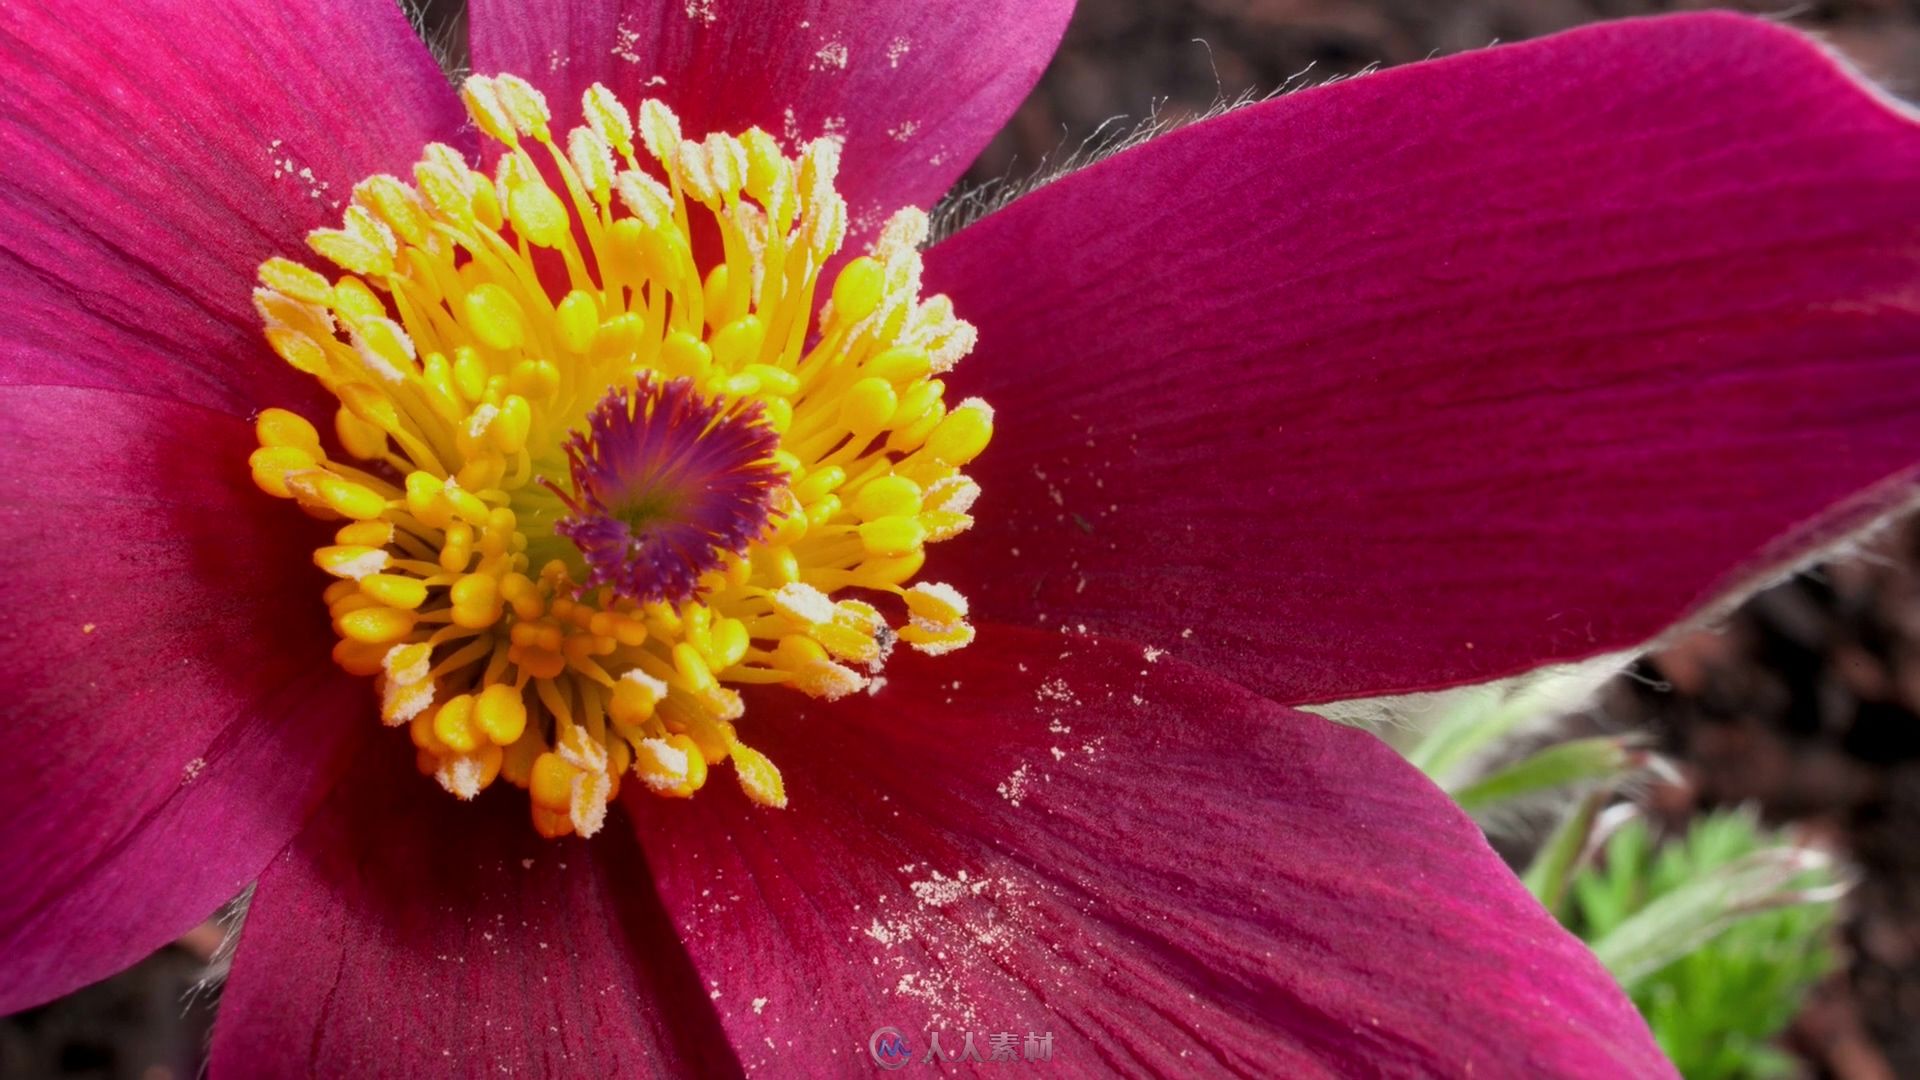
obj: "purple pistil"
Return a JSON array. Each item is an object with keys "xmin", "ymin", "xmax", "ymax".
[{"xmin": 549, "ymin": 375, "xmax": 783, "ymax": 605}]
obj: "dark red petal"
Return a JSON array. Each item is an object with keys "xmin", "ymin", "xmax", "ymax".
[
  {"xmin": 629, "ymin": 627, "xmax": 1667, "ymax": 1077},
  {"xmin": 925, "ymin": 13, "xmax": 1920, "ymax": 705},
  {"xmin": 0, "ymin": 386, "xmax": 365, "ymax": 1012},
  {"xmin": 0, "ymin": 0, "xmax": 465, "ymax": 417},
  {"xmin": 210, "ymin": 750, "xmax": 738, "ymax": 1077},
  {"xmin": 467, "ymin": 0, "xmax": 1072, "ymax": 244}
]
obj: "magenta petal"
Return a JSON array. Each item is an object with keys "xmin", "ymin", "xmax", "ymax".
[
  {"xmin": 924, "ymin": 13, "xmax": 1920, "ymax": 705},
  {"xmin": 210, "ymin": 751, "xmax": 737, "ymax": 1076},
  {"xmin": 0, "ymin": 0, "xmax": 465, "ymax": 416},
  {"xmin": 630, "ymin": 627, "xmax": 1666, "ymax": 1076},
  {"xmin": 468, "ymin": 0, "xmax": 1072, "ymax": 240},
  {"xmin": 0, "ymin": 386, "xmax": 367, "ymax": 1013}
]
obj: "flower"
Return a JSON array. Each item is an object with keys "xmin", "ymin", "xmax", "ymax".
[{"xmin": 1, "ymin": 2, "xmax": 1915, "ymax": 1075}]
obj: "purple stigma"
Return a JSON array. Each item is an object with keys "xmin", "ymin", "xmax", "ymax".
[{"xmin": 550, "ymin": 375, "xmax": 783, "ymax": 605}]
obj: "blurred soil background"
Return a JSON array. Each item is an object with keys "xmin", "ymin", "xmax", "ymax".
[{"xmin": 7, "ymin": 2, "xmax": 1919, "ymax": 1077}]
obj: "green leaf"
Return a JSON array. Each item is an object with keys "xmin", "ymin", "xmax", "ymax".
[
  {"xmin": 1452, "ymin": 735, "xmax": 1645, "ymax": 813},
  {"xmin": 1588, "ymin": 846, "xmax": 1834, "ymax": 991},
  {"xmin": 1521, "ymin": 787, "xmax": 1612, "ymax": 916}
]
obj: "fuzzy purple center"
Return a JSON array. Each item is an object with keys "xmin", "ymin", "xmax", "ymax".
[{"xmin": 550, "ymin": 375, "xmax": 783, "ymax": 605}]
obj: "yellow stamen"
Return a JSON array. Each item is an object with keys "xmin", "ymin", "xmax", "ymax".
[{"xmin": 249, "ymin": 77, "xmax": 985, "ymax": 837}]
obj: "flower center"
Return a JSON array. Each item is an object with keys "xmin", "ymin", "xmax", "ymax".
[
  {"xmin": 247, "ymin": 74, "xmax": 988, "ymax": 838},
  {"xmin": 550, "ymin": 375, "xmax": 782, "ymax": 606}
]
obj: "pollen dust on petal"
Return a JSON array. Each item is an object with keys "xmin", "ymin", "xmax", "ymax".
[
  {"xmin": 855, "ymin": 868, "xmax": 1052, "ymax": 1031},
  {"xmin": 812, "ymin": 40, "xmax": 849, "ymax": 71}
]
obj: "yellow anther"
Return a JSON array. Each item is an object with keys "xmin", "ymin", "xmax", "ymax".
[
  {"xmin": 761, "ymin": 396, "xmax": 794, "ymax": 434},
  {"xmin": 509, "ymin": 358, "xmax": 562, "ymax": 400},
  {"xmin": 309, "ymin": 473, "xmax": 387, "ymax": 521},
  {"xmin": 866, "ymin": 347, "xmax": 931, "ymax": 384},
  {"xmin": 710, "ymin": 617, "xmax": 751, "ymax": 671},
  {"xmin": 308, "ymin": 205, "xmax": 396, "ymax": 277},
  {"xmin": 314, "ymin": 544, "xmax": 389, "ymax": 579},
  {"xmin": 264, "ymin": 327, "xmax": 329, "ymax": 376},
  {"xmin": 858, "ymin": 516, "xmax": 927, "ymax": 558},
  {"xmin": 730, "ymin": 742, "xmax": 787, "ymax": 809},
  {"xmin": 582, "ymin": 83, "xmax": 635, "ymax": 157},
  {"xmin": 249, "ymin": 445, "xmax": 315, "ymax": 499},
  {"xmin": 570, "ymin": 127, "xmax": 615, "ymax": 206},
  {"xmin": 330, "ymin": 591, "xmax": 379, "ymax": 619},
  {"xmin": 589, "ymin": 312, "xmax": 646, "ymax": 365},
  {"xmin": 493, "ymin": 394, "xmax": 532, "ymax": 454},
  {"xmin": 351, "ymin": 317, "xmax": 417, "ymax": 383},
  {"xmin": 433, "ymin": 694, "xmax": 483, "ymax": 754},
  {"xmin": 658, "ymin": 330, "xmax": 712, "ymax": 379},
  {"xmin": 464, "ymin": 283, "xmax": 528, "ymax": 351},
  {"xmin": 861, "ymin": 550, "xmax": 926, "ymax": 586},
  {"xmin": 673, "ymin": 641, "xmax": 718, "ymax": 695},
  {"xmin": 831, "ymin": 256, "xmax": 886, "ymax": 322},
  {"xmin": 709, "ymin": 314, "xmax": 765, "ymax": 368},
  {"xmin": 841, "ymin": 377, "xmax": 898, "ymax": 436},
  {"xmin": 637, "ymin": 98, "xmax": 682, "ymax": 163},
  {"xmin": 741, "ymin": 128, "xmax": 792, "ymax": 214},
  {"xmin": 475, "ymin": 684, "xmax": 529, "ymax": 745},
  {"xmin": 440, "ymin": 522, "xmax": 475, "ymax": 573},
  {"xmin": 336, "ymin": 520, "xmax": 394, "ymax": 547},
  {"xmin": 904, "ymin": 581, "xmax": 969, "ymax": 626},
  {"xmin": 460, "ymin": 76, "xmax": 519, "ymax": 144},
  {"xmin": 893, "ymin": 377, "xmax": 945, "ymax": 424},
  {"xmin": 337, "ymin": 409, "xmax": 389, "ymax": 460},
  {"xmin": 402, "ymin": 471, "xmax": 445, "ymax": 523},
  {"xmin": 353, "ymin": 174, "xmax": 431, "ymax": 246},
  {"xmin": 899, "ymin": 620, "xmax": 976, "ymax": 655},
  {"xmin": 773, "ymin": 633, "xmax": 830, "ymax": 669},
  {"xmin": 517, "ymin": 646, "xmax": 567, "ymax": 680},
  {"xmin": 451, "ymin": 347, "xmax": 488, "ymax": 402},
  {"xmin": 434, "ymin": 743, "xmax": 504, "ymax": 800},
  {"xmin": 253, "ymin": 287, "xmax": 330, "ymax": 338},
  {"xmin": 615, "ymin": 169, "xmax": 674, "ymax": 228},
  {"xmin": 810, "ymin": 621, "xmax": 881, "ymax": 666},
  {"xmin": 792, "ymin": 465, "xmax": 845, "ymax": 506},
  {"xmin": 336, "ymin": 605, "xmax": 416, "ymax": 645},
  {"xmin": 851, "ymin": 475, "xmax": 922, "ymax": 521},
  {"xmin": 634, "ymin": 736, "xmax": 703, "ymax": 798},
  {"xmin": 450, "ymin": 572, "xmax": 503, "ymax": 628},
  {"xmin": 383, "ymin": 640, "xmax": 432, "ymax": 682},
  {"xmin": 334, "ymin": 639, "xmax": 389, "ymax": 677},
  {"xmin": 554, "ymin": 290, "xmax": 600, "ymax": 354},
  {"xmin": 789, "ymin": 656, "xmax": 868, "ymax": 700},
  {"xmin": 531, "ymin": 807, "xmax": 573, "ymax": 839},
  {"xmin": 329, "ymin": 276, "xmax": 387, "ymax": 325},
  {"xmin": 440, "ymin": 482, "xmax": 491, "ymax": 526},
  {"xmin": 499, "ymin": 572, "xmax": 543, "ymax": 619},
  {"xmin": 807, "ymin": 494, "xmax": 842, "ymax": 530},
  {"xmin": 507, "ymin": 171, "xmax": 570, "ymax": 248},
  {"xmin": 493, "ymin": 74, "xmax": 552, "ymax": 138},
  {"xmin": 926, "ymin": 398, "xmax": 994, "ymax": 465},
  {"xmin": 258, "ymin": 258, "xmax": 334, "ymax": 305},
  {"xmin": 334, "ymin": 385, "xmax": 398, "ymax": 436},
  {"xmin": 529, "ymin": 751, "xmax": 578, "ymax": 811},
  {"xmin": 361, "ymin": 573, "xmax": 428, "ymax": 610}
]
